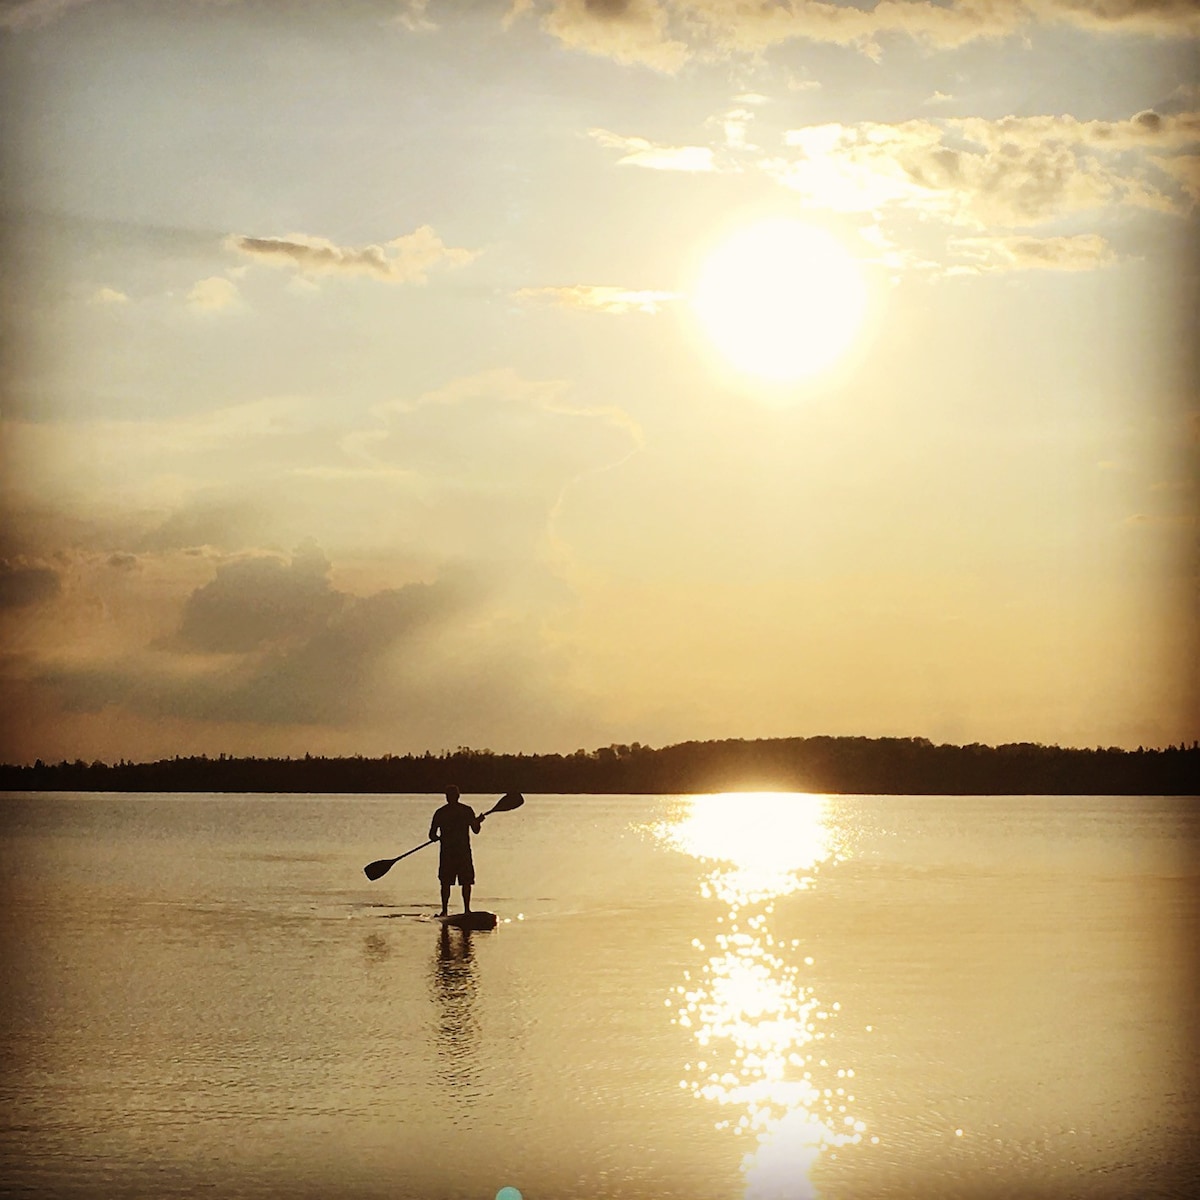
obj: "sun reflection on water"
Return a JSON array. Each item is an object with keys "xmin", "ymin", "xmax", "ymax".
[{"xmin": 648, "ymin": 793, "xmax": 865, "ymax": 1200}]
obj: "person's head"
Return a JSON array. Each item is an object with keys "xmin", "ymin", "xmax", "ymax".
[{"xmin": 445, "ymin": 785, "xmax": 461, "ymax": 804}]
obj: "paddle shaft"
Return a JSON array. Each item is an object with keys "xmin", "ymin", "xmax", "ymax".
[
  {"xmin": 382, "ymin": 797, "xmax": 498, "ymax": 864},
  {"xmin": 363, "ymin": 794, "xmax": 520, "ymax": 881},
  {"xmin": 389, "ymin": 838, "xmax": 435, "ymax": 866}
]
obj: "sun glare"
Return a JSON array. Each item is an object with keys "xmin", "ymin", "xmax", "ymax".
[
  {"xmin": 692, "ymin": 219, "xmax": 867, "ymax": 383},
  {"xmin": 649, "ymin": 793, "xmax": 865, "ymax": 1196}
]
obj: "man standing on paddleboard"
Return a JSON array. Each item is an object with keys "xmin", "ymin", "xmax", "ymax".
[{"xmin": 428, "ymin": 786, "xmax": 485, "ymax": 917}]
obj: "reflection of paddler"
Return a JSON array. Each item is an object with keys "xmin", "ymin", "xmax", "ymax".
[
  {"xmin": 428, "ymin": 785, "xmax": 485, "ymax": 918},
  {"xmin": 431, "ymin": 922, "xmax": 479, "ymax": 1096}
]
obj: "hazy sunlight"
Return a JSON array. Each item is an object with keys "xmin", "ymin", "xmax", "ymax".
[
  {"xmin": 653, "ymin": 791, "xmax": 841, "ymax": 906},
  {"xmin": 651, "ymin": 793, "xmax": 864, "ymax": 1198},
  {"xmin": 692, "ymin": 220, "xmax": 867, "ymax": 383}
]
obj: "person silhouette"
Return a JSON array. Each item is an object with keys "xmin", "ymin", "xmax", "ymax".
[{"xmin": 428, "ymin": 785, "xmax": 485, "ymax": 917}]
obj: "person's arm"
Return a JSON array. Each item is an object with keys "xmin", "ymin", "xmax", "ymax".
[
  {"xmin": 428, "ymin": 810, "xmax": 440, "ymax": 842},
  {"xmin": 470, "ymin": 808, "xmax": 483, "ymax": 834}
]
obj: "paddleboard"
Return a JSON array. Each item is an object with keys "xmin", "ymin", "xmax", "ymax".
[{"xmin": 436, "ymin": 911, "xmax": 498, "ymax": 930}]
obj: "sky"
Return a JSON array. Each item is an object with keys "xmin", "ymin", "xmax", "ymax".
[{"xmin": 0, "ymin": 0, "xmax": 1196, "ymax": 764}]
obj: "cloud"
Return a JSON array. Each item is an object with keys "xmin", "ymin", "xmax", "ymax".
[
  {"xmin": 3, "ymin": 398, "xmax": 327, "ymax": 509},
  {"xmin": 366, "ymin": 366, "xmax": 643, "ymax": 456},
  {"xmin": 34, "ymin": 547, "xmax": 586, "ymax": 739},
  {"xmin": 330, "ymin": 368, "xmax": 644, "ymax": 568},
  {"xmin": 89, "ymin": 287, "xmax": 130, "ymax": 306},
  {"xmin": 38, "ymin": 565, "xmax": 474, "ymax": 726},
  {"xmin": 717, "ymin": 105, "xmax": 757, "ymax": 150},
  {"xmin": 512, "ymin": 1, "xmax": 1200, "ymax": 69},
  {"xmin": 514, "ymin": 0, "xmax": 1015, "ymax": 65},
  {"xmin": 211, "ymin": 570, "xmax": 482, "ymax": 726},
  {"xmin": 7, "ymin": 0, "xmax": 1200, "ymax": 52},
  {"xmin": 0, "ymin": 0, "xmax": 91, "ymax": 30},
  {"xmin": 395, "ymin": 0, "xmax": 436, "ymax": 32},
  {"xmin": 1148, "ymin": 153, "xmax": 1200, "ymax": 202},
  {"xmin": 513, "ymin": 284, "xmax": 679, "ymax": 313},
  {"xmin": 187, "ymin": 276, "xmax": 241, "ymax": 312},
  {"xmin": 228, "ymin": 225, "xmax": 480, "ymax": 283},
  {"xmin": 948, "ymin": 232, "xmax": 1117, "ymax": 272},
  {"xmin": 168, "ymin": 542, "xmax": 343, "ymax": 654},
  {"xmin": 139, "ymin": 498, "xmax": 263, "ymax": 554},
  {"xmin": 341, "ymin": 368, "xmax": 643, "ymax": 529},
  {"xmin": 0, "ymin": 561, "xmax": 61, "ymax": 609},
  {"xmin": 513, "ymin": 0, "xmax": 688, "ymax": 71},
  {"xmin": 769, "ymin": 108, "xmax": 1200, "ymax": 228},
  {"xmin": 948, "ymin": 109, "xmax": 1200, "ymax": 153},
  {"xmin": 1040, "ymin": 0, "xmax": 1200, "ymax": 37},
  {"xmin": 588, "ymin": 128, "xmax": 716, "ymax": 171},
  {"xmin": 1120, "ymin": 511, "xmax": 1197, "ymax": 530},
  {"xmin": 1, "ymin": 373, "xmax": 640, "ymax": 602}
]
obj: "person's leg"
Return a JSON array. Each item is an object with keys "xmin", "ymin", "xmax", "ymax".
[
  {"xmin": 439, "ymin": 880, "xmax": 451, "ymax": 916},
  {"xmin": 462, "ymin": 883, "xmax": 472, "ymax": 913}
]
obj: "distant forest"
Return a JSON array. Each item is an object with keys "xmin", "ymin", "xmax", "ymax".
[{"xmin": 1, "ymin": 737, "xmax": 1197, "ymax": 795}]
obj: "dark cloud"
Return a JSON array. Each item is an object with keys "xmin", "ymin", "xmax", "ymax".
[
  {"xmin": 228, "ymin": 226, "xmax": 477, "ymax": 283},
  {"xmin": 584, "ymin": 0, "xmax": 633, "ymax": 18},
  {"xmin": 219, "ymin": 570, "xmax": 478, "ymax": 725},
  {"xmin": 170, "ymin": 542, "xmax": 342, "ymax": 654},
  {"xmin": 0, "ymin": 0, "xmax": 93, "ymax": 32},
  {"xmin": 27, "ymin": 539, "xmax": 605, "ymax": 748},
  {"xmin": 38, "ymin": 559, "xmax": 510, "ymax": 729},
  {"xmin": 0, "ymin": 561, "xmax": 61, "ymax": 609},
  {"xmin": 139, "ymin": 498, "xmax": 260, "ymax": 553},
  {"xmin": 520, "ymin": 0, "xmax": 1200, "ymax": 71}
]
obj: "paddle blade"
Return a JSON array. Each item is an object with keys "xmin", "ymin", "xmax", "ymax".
[
  {"xmin": 363, "ymin": 857, "xmax": 395, "ymax": 881},
  {"xmin": 493, "ymin": 791, "xmax": 524, "ymax": 812}
]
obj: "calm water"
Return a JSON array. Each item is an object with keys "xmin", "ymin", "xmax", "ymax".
[{"xmin": 1, "ymin": 792, "xmax": 1196, "ymax": 1200}]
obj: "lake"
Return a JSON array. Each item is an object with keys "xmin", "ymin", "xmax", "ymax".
[{"xmin": 1, "ymin": 792, "xmax": 1196, "ymax": 1199}]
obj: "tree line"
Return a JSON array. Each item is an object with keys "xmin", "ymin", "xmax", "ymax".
[{"xmin": 1, "ymin": 736, "xmax": 1196, "ymax": 795}]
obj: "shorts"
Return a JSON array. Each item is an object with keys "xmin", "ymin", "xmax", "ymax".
[{"xmin": 438, "ymin": 856, "xmax": 475, "ymax": 886}]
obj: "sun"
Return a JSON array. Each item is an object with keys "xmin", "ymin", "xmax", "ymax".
[{"xmin": 692, "ymin": 219, "xmax": 867, "ymax": 383}]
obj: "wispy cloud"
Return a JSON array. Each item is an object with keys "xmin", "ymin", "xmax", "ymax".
[
  {"xmin": 0, "ymin": 0, "xmax": 92, "ymax": 31},
  {"xmin": 357, "ymin": 367, "xmax": 644, "ymax": 475},
  {"xmin": 89, "ymin": 286, "xmax": 130, "ymax": 306},
  {"xmin": 0, "ymin": 560, "xmax": 61, "ymax": 609},
  {"xmin": 588, "ymin": 128, "xmax": 716, "ymax": 171},
  {"xmin": 228, "ymin": 225, "xmax": 480, "ymax": 283},
  {"xmin": 511, "ymin": 0, "xmax": 688, "ymax": 72},
  {"xmin": 8, "ymin": 0, "xmax": 1200, "ymax": 54},
  {"xmin": 511, "ymin": 0, "xmax": 1200, "ymax": 70},
  {"xmin": 1, "ymin": 397, "xmax": 327, "ymax": 520},
  {"xmin": 187, "ymin": 276, "xmax": 241, "ymax": 313},
  {"xmin": 770, "ymin": 108, "xmax": 1200, "ymax": 228},
  {"xmin": 949, "ymin": 233, "xmax": 1117, "ymax": 272},
  {"xmin": 1148, "ymin": 153, "xmax": 1200, "ymax": 201},
  {"xmin": 513, "ymin": 284, "xmax": 679, "ymax": 314},
  {"xmin": 395, "ymin": 0, "xmax": 436, "ymax": 33}
]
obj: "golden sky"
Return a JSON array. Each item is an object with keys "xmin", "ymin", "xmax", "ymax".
[{"xmin": 1, "ymin": 0, "xmax": 1196, "ymax": 762}]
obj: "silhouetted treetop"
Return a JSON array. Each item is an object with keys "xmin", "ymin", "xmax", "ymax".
[{"xmin": 1, "ymin": 736, "xmax": 1196, "ymax": 795}]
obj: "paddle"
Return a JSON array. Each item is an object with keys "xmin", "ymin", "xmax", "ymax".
[{"xmin": 363, "ymin": 792, "xmax": 524, "ymax": 881}]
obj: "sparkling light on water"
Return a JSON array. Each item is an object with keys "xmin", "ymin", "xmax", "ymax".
[{"xmin": 648, "ymin": 793, "xmax": 864, "ymax": 1200}]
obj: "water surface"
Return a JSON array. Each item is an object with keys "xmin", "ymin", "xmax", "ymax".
[{"xmin": 1, "ymin": 792, "xmax": 1196, "ymax": 1198}]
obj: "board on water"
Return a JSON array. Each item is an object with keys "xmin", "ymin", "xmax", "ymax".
[{"xmin": 436, "ymin": 911, "xmax": 498, "ymax": 930}]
